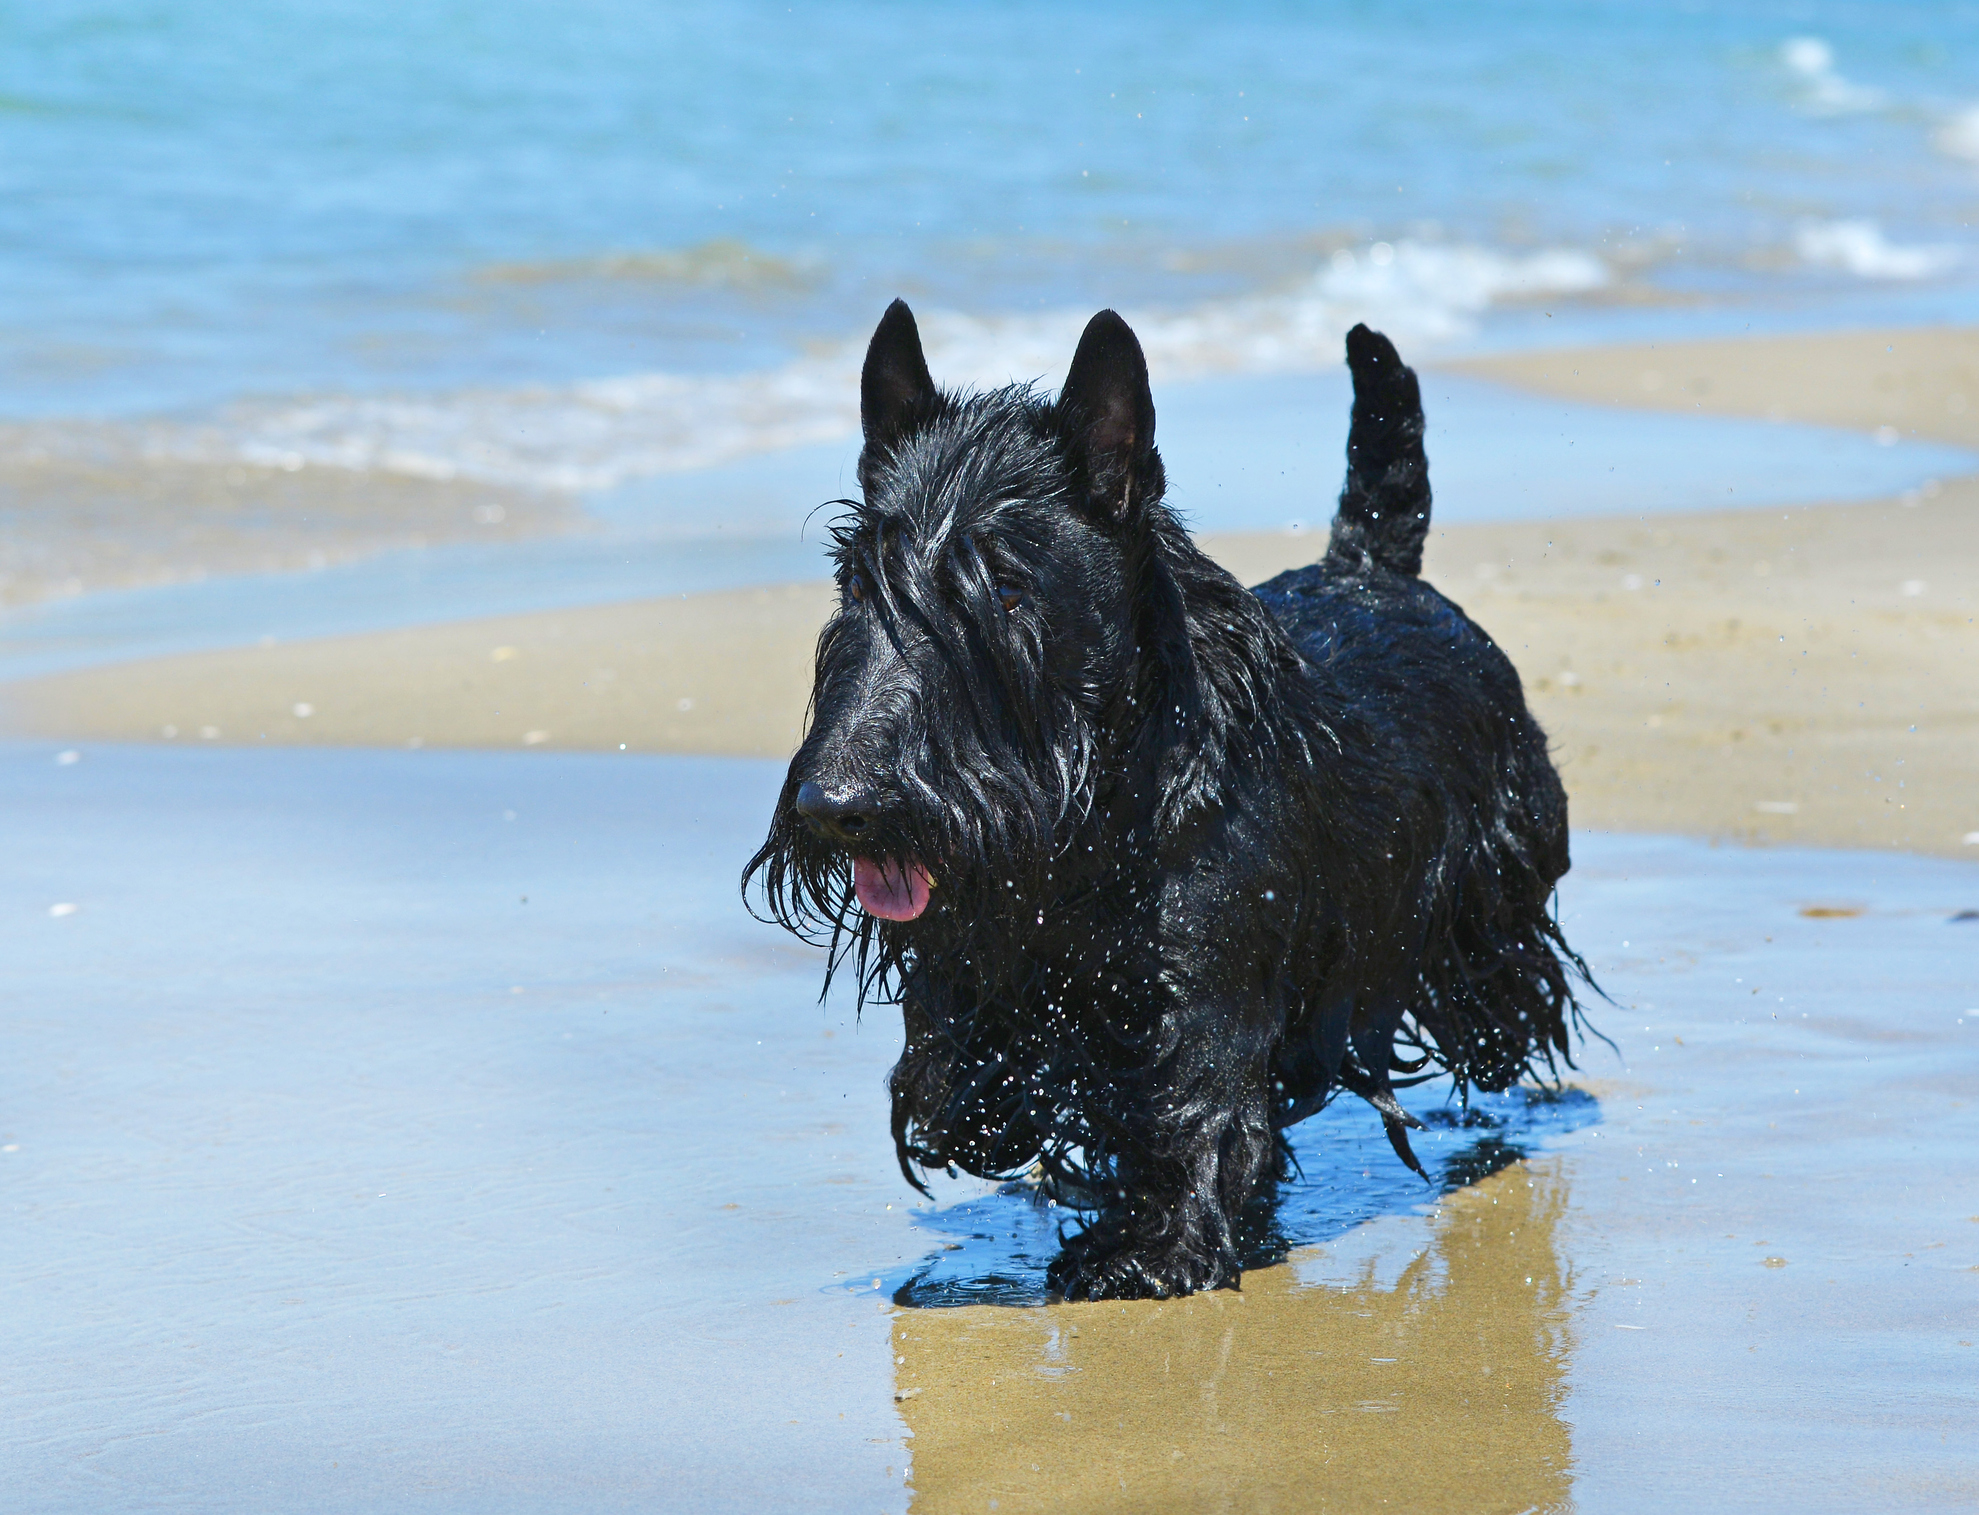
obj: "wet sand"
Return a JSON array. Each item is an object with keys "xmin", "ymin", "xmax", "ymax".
[
  {"xmin": 7, "ymin": 490, "xmax": 1974, "ymax": 856},
  {"xmin": 7, "ymin": 746, "xmax": 1975, "ymax": 1512},
  {"xmin": 1452, "ymin": 325, "xmax": 1979, "ymax": 449},
  {"xmin": 894, "ymin": 1164, "xmax": 1578, "ymax": 1512},
  {"xmin": 898, "ymin": 832, "xmax": 1979, "ymax": 1513},
  {"xmin": 0, "ymin": 443, "xmax": 571, "ymax": 608},
  {"xmin": 3, "ymin": 746, "xmax": 915, "ymax": 1512}
]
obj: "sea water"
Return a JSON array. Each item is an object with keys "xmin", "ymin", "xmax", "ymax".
[{"xmin": 8, "ymin": 1, "xmax": 1979, "ymax": 507}]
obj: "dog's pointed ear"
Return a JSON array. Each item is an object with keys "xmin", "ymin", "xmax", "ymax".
[
  {"xmin": 860, "ymin": 299, "xmax": 937, "ymax": 453},
  {"xmin": 1059, "ymin": 310, "xmax": 1157, "ymax": 523}
]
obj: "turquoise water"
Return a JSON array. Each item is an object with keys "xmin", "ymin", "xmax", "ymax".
[{"xmin": 10, "ymin": 1, "xmax": 1979, "ymax": 486}]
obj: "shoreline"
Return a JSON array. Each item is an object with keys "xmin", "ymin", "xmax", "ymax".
[
  {"xmin": 4, "ymin": 323, "xmax": 1975, "ymax": 859},
  {"xmin": 5, "ymin": 487, "xmax": 1973, "ymax": 858},
  {"xmin": 10, "ymin": 325, "xmax": 1979, "ymax": 1512}
]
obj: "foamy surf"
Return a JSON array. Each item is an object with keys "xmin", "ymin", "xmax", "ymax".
[
  {"xmin": 1793, "ymin": 219, "xmax": 1960, "ymax": 281},
  {"xmin": 144, "ymin": 241, "xmax": 1612, "ymax": 494},
  {"xmin": 1779, "ymin": 36, "xmax": 1884, "ymax": 116},
  {"xmin": 1935, "ymin": 103, "xmax": 1979, "ymax": 164}
]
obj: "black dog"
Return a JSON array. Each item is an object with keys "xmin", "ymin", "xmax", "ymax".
[{"xmin": 746, "ymin": 301, "xmax": 1590, "ymax": 1299}]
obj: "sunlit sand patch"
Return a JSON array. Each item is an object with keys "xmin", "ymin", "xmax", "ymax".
[
  {"xmin": 1449, "ymin": 327, "xmax": 1979, "ymax": 451},
  {"xmin": 0, "ymin": 583, "xmax": 833, "ymax": 758}
]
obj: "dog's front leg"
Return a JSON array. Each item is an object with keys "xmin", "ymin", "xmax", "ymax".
[
  {"xmin": 889, "ymin": 973, "xmax": 1045, "ymax": 1183},
  {"xmin": 1049, "ymin": 1000, "xmax": 1276, "ymax": 1300}
]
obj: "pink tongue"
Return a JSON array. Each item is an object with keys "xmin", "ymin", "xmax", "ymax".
[{"xmin": 853, "ymin": 856, "xmax": 934, "ymax": 922}]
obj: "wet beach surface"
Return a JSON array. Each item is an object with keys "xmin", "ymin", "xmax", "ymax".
[{"xmin": 6, "ymin": 744, "xmax": 1975, "ymax": 1511}]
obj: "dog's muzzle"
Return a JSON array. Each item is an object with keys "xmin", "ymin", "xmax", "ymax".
[{"xmin": 794, "ymin": 780, "xmax": 935, "ymax": 921}]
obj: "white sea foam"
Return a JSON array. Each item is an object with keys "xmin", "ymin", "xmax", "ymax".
[
  {"xmin": 1793, "ymin": 219, "xmax": 1958, "ymax": 281},
  {"xmin": 1934, "ymin": 103, "xmax": 1979, "ymax": 164},
  {"xmin": 1786, "ymin": 36, "xmax": 1979, "ymax": 189},
  {"xmin": 1779, "ymin": 36, "xmax": 1883, "ymax": 115},
  {"xmin": 147, "ymin": 242, "xmax": 1609, "ymax": 495},
  {"xmin": 909, "ymin": 242, "xmax": 1608, "ymax": 389}
]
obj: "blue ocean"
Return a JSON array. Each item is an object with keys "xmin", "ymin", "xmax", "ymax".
[{"xmin": 9, "ymin": 0, "xmax": 1979, "ymax": 493}]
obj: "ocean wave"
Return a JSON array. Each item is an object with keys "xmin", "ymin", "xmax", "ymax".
[
  {"xmin": 1779, "ymin": 37, "xmax": 1883, "ymax": 116},
  {"xmin": 1935, "ymin": 104, "xmax": 1979, "ymax": 165},
  {"xmin": 1778, "ymin": 32, "xmax": 1979, "ymax": 195},
  {"xmin": 152, "ymin": 241, "xmax": 1611, "ymax": 494},
  {"xmin": 1786, "ymin": 37, "xmax": 1979, "ymax": 191},
  {"xmin": 898, "ymin": 242, "xmax": 1608, "ymax": 390},
  {"xmin": 1793, "ymin": 219, "xmax": 1958, "ymax": 281}
]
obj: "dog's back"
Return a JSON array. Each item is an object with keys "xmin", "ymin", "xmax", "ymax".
[
  {"xmin": 1260, "ymin": 325, "xmax": 1565, "ymax": 884},
  {"xmin": 1251, "ymin": 326, "xmax": 1579, "ymax": 1158}
]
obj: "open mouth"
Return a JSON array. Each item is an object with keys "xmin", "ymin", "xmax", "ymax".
[{"xmin": 852, "ymin": 856, "xmax": 935, "ymax": 921}]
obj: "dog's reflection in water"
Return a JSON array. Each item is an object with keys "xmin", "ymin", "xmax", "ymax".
[{"xmin": 892, "ymin": 1157, "xmax": 1577, "ymax": 1514}]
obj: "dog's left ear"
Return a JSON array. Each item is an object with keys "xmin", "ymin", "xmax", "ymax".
[{"xmin": 1060, "ymin": 310, "xmax": 1157, "ymax": 523}]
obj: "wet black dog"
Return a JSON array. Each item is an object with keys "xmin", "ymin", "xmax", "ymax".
[{"xmin": 745, "ymin": 301, "xmax": 1591, "ymax": 1299}]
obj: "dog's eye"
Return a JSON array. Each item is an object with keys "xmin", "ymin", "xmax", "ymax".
[
  {"xmin": 846, "ymin": 573, "xmax": 867, "ymax": 604},
  {"xmin": 998, "ymin": 585, "xmax": 1023, "ymax": 613}
]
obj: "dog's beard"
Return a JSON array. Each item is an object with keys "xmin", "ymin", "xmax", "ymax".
[
  {"xmin": 760, "ymin": 790, "xmax": 1052, "ymax": 940},
  {"xmin": 744, "ymin": 729, "xmax": 1094, "ymax": 1008}
]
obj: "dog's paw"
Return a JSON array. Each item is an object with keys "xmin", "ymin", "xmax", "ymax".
[{"xmin": 1048, "ymin": 1230, "xmax": 1231, "ymax": 1301}]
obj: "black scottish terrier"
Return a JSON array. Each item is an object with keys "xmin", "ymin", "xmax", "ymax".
[{"xmin": 746, "ymin": 300, "xmax": 1590, "ymax": 1300}]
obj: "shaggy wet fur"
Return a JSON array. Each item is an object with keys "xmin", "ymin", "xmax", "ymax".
[{"xmin": 745, "ymin": 301, "xmax": 1593, "ymax": 1299}]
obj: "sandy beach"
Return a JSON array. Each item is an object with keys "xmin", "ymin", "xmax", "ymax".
[
  {"xmin": 1453, "ymin": 324, "xmax": 1979, "ymax": 449},
  {"xmin": 6, "ymin": 382, "xmax": 1973, "ymax": 857}
]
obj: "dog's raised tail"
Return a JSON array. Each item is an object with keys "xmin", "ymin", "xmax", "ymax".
[{"xmin": 1326, "ymin": 324, "xmax": 1431, "ymax": 578}]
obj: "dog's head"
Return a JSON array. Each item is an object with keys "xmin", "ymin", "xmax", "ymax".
[{"xmin": 745, "ymin": 299, "xmax": 1184, "ymax": 980}]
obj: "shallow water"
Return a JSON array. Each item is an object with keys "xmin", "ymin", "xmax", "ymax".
[
  {"xmin": 5, "ymin": 744, "xmax": 1975, "ymax": 1511},
  {"xmin": 1, "ymin": 369, "xmax": 1965, "ymax": 683}
]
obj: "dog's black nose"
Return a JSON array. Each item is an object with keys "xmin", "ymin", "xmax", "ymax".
[{"xmin": 795, "ymin": 779, "xmax": 875, "ymax": 842}]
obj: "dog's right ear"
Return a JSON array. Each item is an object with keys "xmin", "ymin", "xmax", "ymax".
[
  {"xmin": 1059, "ymin": 310, "xmax": 1157, "ymax": 524},
  {"xmin": 860, "ymin": 299, "xmax": 937, "ymax": 460}
]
